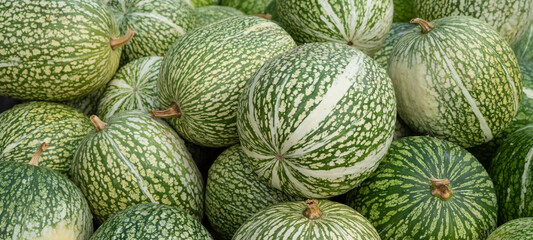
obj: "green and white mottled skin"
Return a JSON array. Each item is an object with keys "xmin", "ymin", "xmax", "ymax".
[
  {"xmin": 393, "ymin": 0, "xmax": 415, "ymax": 22},
  {"xmin": 389, "ymin": 16, "xmax": 522, "ymax": 148},
  {"xmin": 0, "ymin": 0, "xmax": 122, "ymax": 101},
  {"xmin": 237, "ymin": 42, "xmax": 396, "ymax": 198},
  {"xmin": 205, "ymin": 145, "xmax": 301, "ymax": 240},
  {"xmin": 108, "ymin": 0, "xmax": 197, "ymax": 64},
  {"xmin": 414, "ymin": 0, "xmax": 533, "ymax": 46},
  {"xmin": 62, "ymin": 87, "xmax": 106, "ymax": 116},
  {"xmin": 70, "ymin": 111, "xmax": 204, "ymax": 223},
  {"xmin": 0, "ymin": 161, "xmax": 93, "ymax": 239},
  {"xmin": 157, "ymin": 16, "xmax": 296, "ymax": 148},
  {"xmin": 0, "ymin": 102, "xmax": 92, "ymax": 175},
  {"xmin": 514, "ymin": 23, "xmax": 533, "ymax": 63},
  {"xmin": 233, "ymin": 200, "xmax": 380, "ymax": 239},
  {"xmin": 490, "ymin": 124, "xmax": 533, "ymax": 224},
  {"xmin": 97, "ymin": 56, "xmax": 162, "ymax": 120},
  {"xmin": 347, "ymin": 136, "xmax": 498, "ymax": 240},
  {"xmin": 196, "ymin": 6, "xmax": 244, "ymax": 26},
  {"xmin": 487, "ymin": 217, "xmax": 533, "ymax": 240},
  {"xmin": 221, "ymin": 0, "xmax": 273, "ymax": 15},
  {"xmin": 373, "ymin": 23, "xmax": 415, "ymax": 68},
  {"xmin": 276, "ymin": 0, "xmax": 393, "ymax": 56},
  {"xmin": 90, "ymin": 203, "xmax": 212, "ymax": 240},
  {"xmin": 187, "ymin": 0, "xmax": 219, "ymax": 8}
]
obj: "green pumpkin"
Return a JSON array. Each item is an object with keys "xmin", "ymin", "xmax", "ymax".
[
  {"xmin": 62, "ymin": 87, "xmax": 107, "ymax": 116},
  {"xmin": 0, "ymin": 144, "xmax": 93, "ymax": 239},
  {"xmin": 233, "ymin": 199, "xmax": 380, "ymax": 239},
  {"xmin": 487, "ymin": 218, "xmax": 533, "ymax": 240},
  {"xmin": 514, "ymin": 23, "xmax": 533, "ymax": 63},
  {"xmin": 373, "ymin": 23, "xmax": 415, "ymax": 68},
  {"xmin": 70, "ymin": 111, "xmax": 204, "ymax": 223},
  {"xmin": 195, "ymin": 6, "xmax": 245, "ymax": 26},
  {"xmin": 393, "ymin": 0, "xmax": 415, "ymax": 22},
  {"xmin": 220, "ymin": 0, "xmax": 273, "ymax": 15},
  {"xmin": 90, "ymin": 203, "xmax": 212, "ymax": 240},
  {"xmin": 188, "ymin": 0, "xmax": 218, "ymax": 8},
  {"xmin": 205, "ymin": 145, "xmax": 301, "ymax": 239},
  {"xmin": 347, "ymin": 136, "xmax": 498, "ymax": 239},
  {"xmin": 0, "ymin": 0, "xmax": 130, "ymax": 101},
  {"xmin": 0, "ymin": 102, "xmax": 92, "ymax": 175},
  {"xmin": 389, "ymin": 17, "xmax": 522, "ymax": 148}
]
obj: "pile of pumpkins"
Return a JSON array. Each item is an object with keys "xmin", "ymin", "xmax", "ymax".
[{"xmin": 0, "ymin": 0, "xmax": 532, "ymax": 239}]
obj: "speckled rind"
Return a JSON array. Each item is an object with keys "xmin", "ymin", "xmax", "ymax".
[
  {"xmin": 0, "ymin": 0, "xmax": 121, "ymax": 101},
  {"xmin": 487, "ymin": 217, "xmax": 533, "ymax": 240},
  {"xmin": 189, "ymin": 0, "xmax": 218, "ymax": 8},
  {"xmin": 70, "ymin": 111, "xmax": 204, "ymax": 223},
  {"xmin": 108, "ymin": 0, "xmax": 197, "ymax": 65},
  {"xmin": 276, "ymin": 0, "xmax": 393, "ymax": 56},
  {"xmin": 157, "ymin": 16, "xmax": 296, "ymax": 148},
  {"xmin": 393, "ymin": 0, "xmax": 415, "ymax": 22},
  {"xmin": 90, "ymin": 203, "xmax": 212, "ymax": 240},
  {"xmin": 97, "ymin": 56, "xmax": 162, "ymax": 120},
  {"xmin": 205, "ymin": 145, "xmax": 301, "ymax": 240},
  {"xmin": 514, "ymin": 24, "xmax": 533, "ymax": 63},
  {"xmin": 220, "ymin": 0, "xmax": 273, "ymax": 15},
  {"xmin": 347, "ymin": 136, "xmax": 498, "ymax": 240},
  {"xmin": 373, "ymin": 23, "xmax": 415, "ymax": 68},
  {"xmin": 0, "ymin": 161, "xmax": 93, "ymax": 240},
  {"xmin": 490, "ymin": 125, "xmax": 533, "ymax": 224},
  {"xmin": 237, "ymin": 42, "xmax": 396, "ymax": 198},
  {"xmin": 233, "ymin": 200, "xmax": 380, "ymax": 239},
  {"xmin": 414, "ymin": 0, "xmax": 533, "ymax": 46},
  {"xmin": 62, "ymin": 87, "xmax": 107, "ymax": 116},
  {"xmin": 389, "ymin": 16, "xmax": 522, "ymax": 148},
  {"xmin": 195, "ymin": 6, "xmax": 244, "ymax": 26},
  {"xmin": 0, "ymin": 102, "xmax": 92, "ymax": 175}
]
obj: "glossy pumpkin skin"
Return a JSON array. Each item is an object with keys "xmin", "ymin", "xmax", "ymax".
[
  {"xmin": 347, "ymin": 136, "xmax": 498, "ymax": 240},
  {"xmin": 0, "ymin": 0, "xmax": 122, "ymax": 101}
]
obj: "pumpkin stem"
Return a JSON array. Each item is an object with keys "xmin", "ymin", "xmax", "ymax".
[
  {"xmin": 29, "ymin": 143, "xmax": 49, "ymax": 166},
  {"xmin": 90, "ymin": 115, "xmax": 107, "ymax": 132},
  {"xmin": 110, "ymin": 28, "xmax": 135, "ymax": 50},
  {"xmin": 430, "ymin": 177, "xmax": 453, "ymax": 201},
  {"xmin": 253, "ymin": 14, "xmax": 272, "ymax": 20},
  {"xmin": 410, "ymin": 18, "xmax": 434, "ymax": 34},
  {"xmin": 303, "ymin": 199, "xmax": 322, "ymax": 220},
  {"xmin": 150, "ymin": 102, "xmax": 182, "ymax": 119}
]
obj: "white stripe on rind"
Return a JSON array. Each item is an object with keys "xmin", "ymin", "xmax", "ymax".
[{"xmin": 519, "ymin": 145, "xmax": 533, "ymax": 214}]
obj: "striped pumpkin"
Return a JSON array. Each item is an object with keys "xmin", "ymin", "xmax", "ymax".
[
  {"xmin": 373, "ymin": 23, "xmax": 415, "ymax": 68},
  {"xmin": 389, "ymin": 17, "xmax": 522, "ymax": 148},
  {"xmin": 490, "ymin": 124, "xmax": 533, "ymax": 224},
  {"xmin": 196, "ymin": 6, "xmax": 245, "ymax": 26},
  {"xmin": 233, "ymin": 199, "xmax": 380, "ymax": 239},
  {"xmin": 237, "ymin": 42, "xmax": 396, "ymax": 198},
  {"xmin": 205, "ymin": 145, "xmax": 301, "ymax": 239},
  {"xmin": 277, "ymin": 0, "xmax": 393, "ymax": 56},
  {"xmin": 0, "ymin": 102, "xmax": 92, "ymax": 175},
  {"xmin": 70, "ymin": 111, "xmax": 204, "ymax": 223},
  {"xmin": 393, "ymin": 0, "xmax": 415, "ymax": 22},
  {"xmin": 62, "ymin": 87, "xmax": 106, "ymax": 116},
  {"xmin": 0, "ymin": 0, "xmax": 131, "ymax": 101},
  {"xmin": 0, "ymin": 144, "xmax": 93, "ymax": 240},
  {"xmin": 487, "ymin": 218, "xmax": 533, "ymax": 240},
  {"xmin": 514, "ymin": 24, "xmax": 533, "ymax": 63},
  {"xmin": 97, "ymin": 56, "xmax": 162, "ymax": 120},
  {"xmin": 414, "ymin": 0, "xmax": 533, "ymax": 46},
  {"xmin": 108, "ymin": 0, "xmax": 197, "ymax": 64},
  {"xmin": 347, "ymin": 136, "xmax": 498, "ymax": 239},
  {"xmin": 154, "ymin": 16, "xmax": 296, "ymax": 148},
  {"xmin": 90, "ymin": 203, "xmax": 212, "ymax": 239},
  {"xmin": 220, "ymin": 0, "xmax": 274, "ymax": 15}
]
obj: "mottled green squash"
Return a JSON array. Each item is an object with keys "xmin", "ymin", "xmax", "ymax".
[
  {"xmin": 373, "ymin": 23, "xmax": 415, "ymax": 68},
  {"xmin": 220, "ymin": 0, "xmax": 273, "ymax": 15},
  {"xmin": 62, "ymin": 87, "xmax": 107, "ymax": 116},
  {"xmin": 514, "ymin": 23, "xmax": 533, "ymax": 63},
  {"xmin": 195, "ymin": 6, "xmax": 244, "ymax": 26},
  {"xmin": 393, "ymin": 0, "xmax": 415, "ymax": 22},
  {"xmin": 487, "ymin": 218, "xmax": 533, "ymax": 240},
  {"xmin": 188, "ymin": 0, "xmax": 218, "ymax": 8}
]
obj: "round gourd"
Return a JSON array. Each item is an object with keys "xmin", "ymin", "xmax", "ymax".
[
  {"xmin": 373, "ymin": 23, "xmax": 415, "ymax": 68},
  {"xmin": 62, "ymin": 87, "xmax": 107, "ymax": 116},
  {"xmin": 347, "ymin": 136, "xmax": 498, "ymax": 239},
  {"xmin": 205, "ymin": 145, "xmax": 301, "ymax": 239},
  {"xmin": 108, "ymin": 0, "xmax": 196, "ymax": 65},
  {"xmin": 70, "ymin": 112, "xmax": 204, "ymax": 223},
  {"xmin": 97, "ymin": 56, "xmax": 162, "ymax": 120},
  {"xmin": 487, "ymin": 217, "xmax": 533, "ymax": 240},
  {"xmin": 0, "ymin": 143, "xmax": 93, "ymax": 239},
  {"xmin": 90, "ymin": 203, "xmax": 212, "ymax": 240},
  {"xmin": 233, "ymin": 199, "xmax": 380, "ymax": 239},
  {"xmin": 514, "ymin": 24, "xmax": 533, "ymax": 63},
  {"xmin": 196, "ymin": 6, "xmax": 245, "ymax": 26},
  {"xmin": 153, "ymin": 16, "xmax": 296, "ymax": 148},
  {"xmin": 276, "ymin": 0, "xmax": 393, "ymax": 56},
  {"xmin": 389, "ymin": 17, "xmax": 522, "ymax": 148},
  {"xmin": 188, "ymin": 0, "xmax": 218, "ymax": 7},
  {"xmin": 414, "ymin": 0, "xmax": 533, "ymax": 46},
  {"xmin": 490, "ymin": 124, "xmax": 533, "ymax": 224},
  {"xmin": 220, "ymin": 0, "xmax": 273, "ymax": 15},
  {"xmin": 237, "ymin": 42, "xmax": 396, "ymax": 198},
  {"xmin": 0, "ymin": 102, "xmax": 92, "ymax": 175},
  {"xmin": 0, "ymin": 0, "xmax": 132, "ymax": 101}
]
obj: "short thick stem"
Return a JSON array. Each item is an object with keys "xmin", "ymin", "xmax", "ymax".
[
  {"xmin": 410, "ymin": 18, "xmax": 434, "ymax": 34},
  {"xmin": 303, "ymin": 199, "xmax": 322, "ymax": 220},
  {"xmin": 110, "ymin": 28, "xmax": 135, "ymax": 50},
  {"xmin": 253, "ymin": 14, "xmax": 272, "ymax": 20},
  {"xmin": 29, "ymin": 143, "xmax": 49, "ymax": 166},
  {"xmin": 150, "ymin": 102, "xmax": 182, "ymax": 119},
  {"xmin": 430, "ymin": 177, "xmax": 453, "ymax": 201},
  {"xmin": 90, "ymin": 115, "xmax": 107, "ymax": 132}
]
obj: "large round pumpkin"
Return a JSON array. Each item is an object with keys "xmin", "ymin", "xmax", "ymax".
[{"xmin": 487, "ymin": 217, "xmax": 533, "ymax": 240}]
